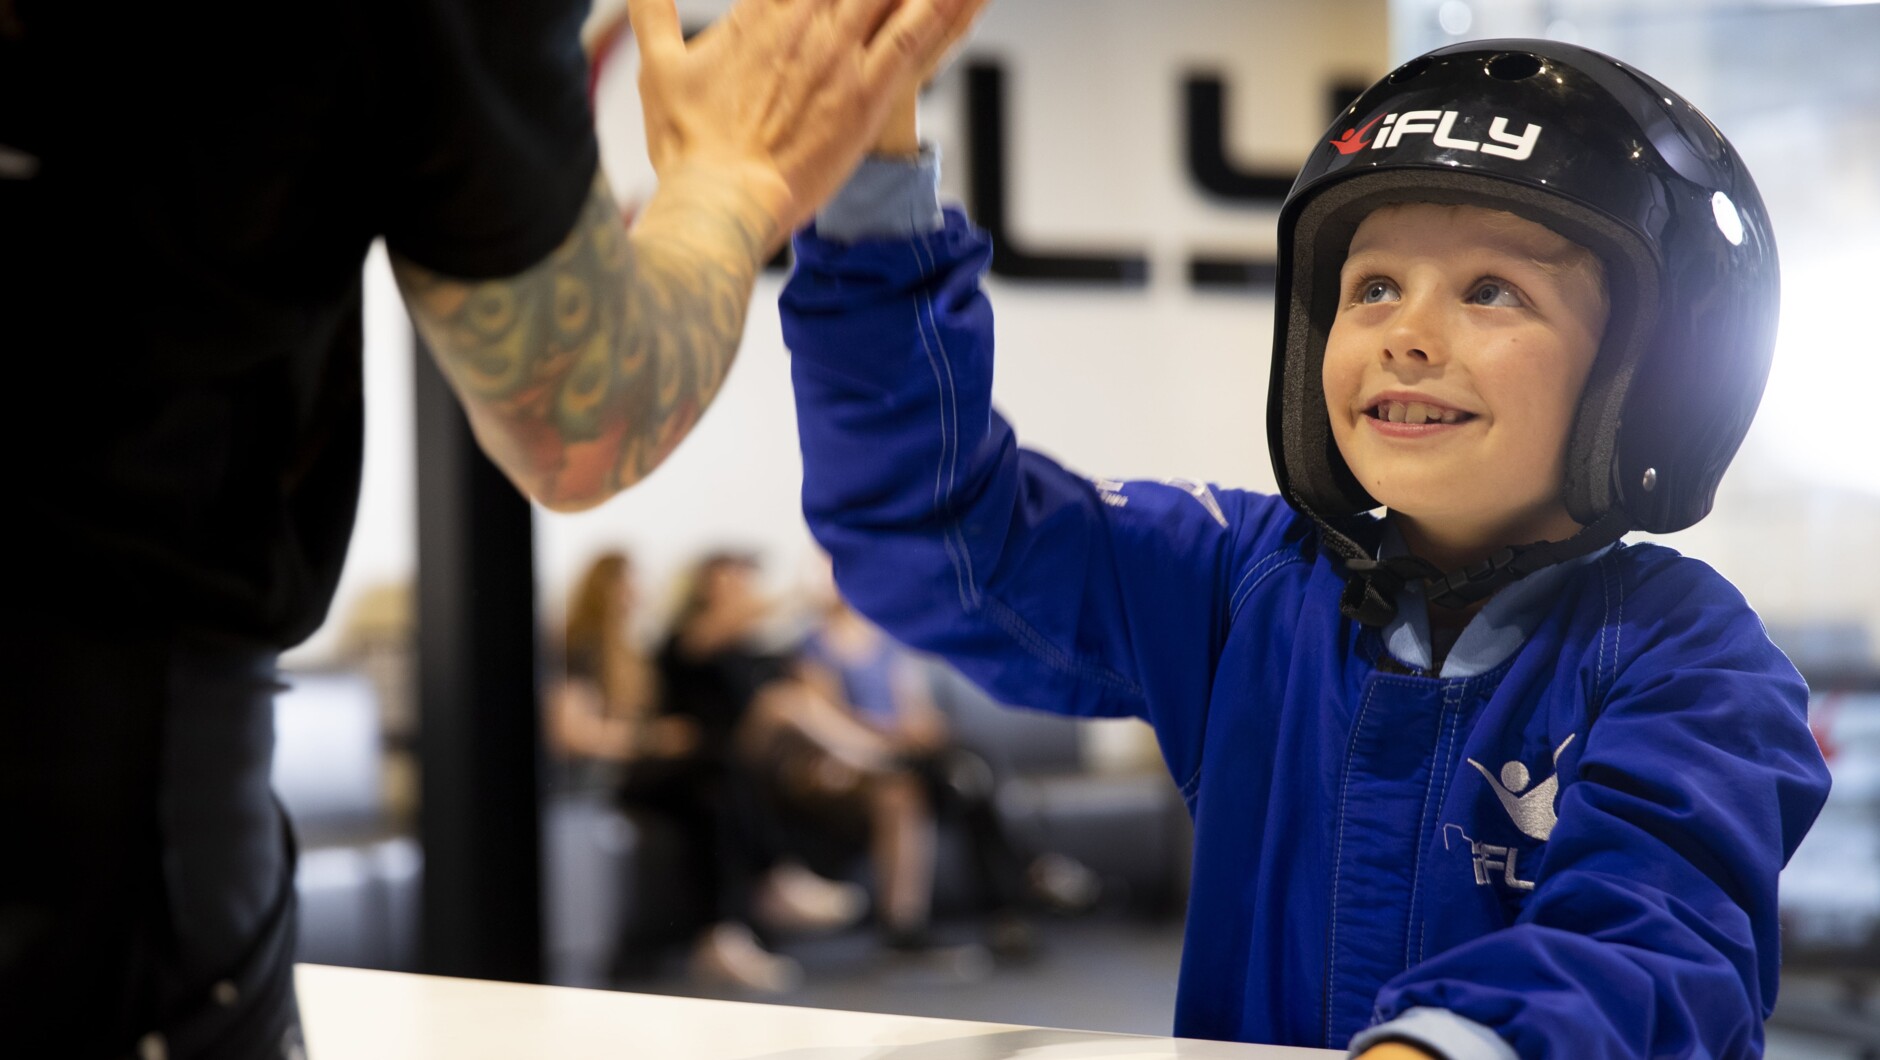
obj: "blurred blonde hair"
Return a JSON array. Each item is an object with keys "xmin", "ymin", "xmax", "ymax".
[{"xmin": 564, "ymin": 551, "xmax": 649, "ymax": 719}]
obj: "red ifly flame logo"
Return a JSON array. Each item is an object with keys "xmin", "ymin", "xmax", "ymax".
[
  {"xmin": 1331, "ymin": 108, "xmax": 1543, "ymax": 162},
  {"xmin": 1330, "ymin": 115, "xmax": 1384, "ymax": 155}
]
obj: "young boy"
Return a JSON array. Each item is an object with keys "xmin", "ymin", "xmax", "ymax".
[{"xmin": 780, "ymin": 39, "xmax": 1830, "ymax": 1058}]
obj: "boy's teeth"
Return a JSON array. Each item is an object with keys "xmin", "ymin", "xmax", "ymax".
[{"xmin": 1376, "ymin": 400, "xmax": 1462, "ymax": 425}]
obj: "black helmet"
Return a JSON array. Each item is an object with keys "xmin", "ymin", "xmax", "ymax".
[{"xmin": 1267, "ymin": 39, "xmax": 1779, "ymax": 623}]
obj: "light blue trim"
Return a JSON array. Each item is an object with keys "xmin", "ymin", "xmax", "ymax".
[
  {"xmin": 814, "ymin": 146, "xmax": 944, "ymax": 243},
  {"xmin": 1349, "ymin": 1007, "xmax": 1519, "ymax": 1060},
  {"xmin": 1381, "ymin": 523, "xmax": 1436, "ymax": 673},
  {"xmin": 1379, "ymin": 519, "xmax": 1615, "ymax": 678}
]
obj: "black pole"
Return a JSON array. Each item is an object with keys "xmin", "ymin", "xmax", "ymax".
[{"xmin": 412, "ymin": 328, "xmax": 544, "ymax": 983}]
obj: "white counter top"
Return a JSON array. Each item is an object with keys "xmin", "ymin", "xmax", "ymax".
[{"xmin": 296, "ymin": 964, "xmax": 1340, "ymax": 1059}]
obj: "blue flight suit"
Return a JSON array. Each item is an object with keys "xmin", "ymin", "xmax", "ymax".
[{"xmin": 782, "ymin": 160, "xmax": 1830, "ymax": 1058}]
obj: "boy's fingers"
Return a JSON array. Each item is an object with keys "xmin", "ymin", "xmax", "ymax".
[
  {"xmin": 861, "ymin": 0, "xmax": 987, "ymax": 92},
  {"xmin": 933, "ymin": 0, "xmax": 990, "ymax": 62},
  {"xmin": 858, "ymin": 0, "xmax": 951, "ymax": 92},
  {"xmin": 624, "ymin": 0, "xmax": 685, "ymax": 63}
]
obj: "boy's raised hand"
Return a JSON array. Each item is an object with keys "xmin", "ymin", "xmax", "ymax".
[
  {"xmin": 872, "ymin": 0, "xmax": 983, "ymax": 157},
  {"xmin": 628, "ymin": 0, "xmax": 992, "ymax": 246}
]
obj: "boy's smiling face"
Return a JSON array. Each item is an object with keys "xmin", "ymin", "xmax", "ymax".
[{"xmin": 1321, "ymin": 203, "xmax": 1610, "ymax": 566}]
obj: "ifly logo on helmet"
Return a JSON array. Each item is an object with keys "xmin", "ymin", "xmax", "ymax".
[{"xmin": 1330, "ymin": 108, "xmax": 1542, "ymax": 161}]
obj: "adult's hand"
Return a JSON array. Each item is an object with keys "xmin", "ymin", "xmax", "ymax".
[{"xmin": 629, "ymin": 0, "xmax": 991, "ymax": 248}]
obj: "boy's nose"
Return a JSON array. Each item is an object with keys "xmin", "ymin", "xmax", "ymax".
[{"xmin": 1383, "ymin": 297, "xmax": 1446, "ymax": 365}]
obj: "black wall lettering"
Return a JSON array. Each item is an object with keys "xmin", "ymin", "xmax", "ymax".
[
  {"xmin": 1184, "ymin": 73, "xmax": 1290, "ymax": 294},
  {"xmin": 1189, "ymin": 257, "xmax": 1279, "ymax": 290},
  {"xmin": 1185, "ymin": 74, "xmax": 1298, "ymax": 202},
  {"xmin": 762, "ymin": 58, "xmax": 1367, "ymax": 293},
  {"xmin": 966, "ymin": 63, "xmax": 1150, "ymax": 285},
  {"xmin": 1183, "ymin": 74, "xmax": 1368, "ymax": 295}
]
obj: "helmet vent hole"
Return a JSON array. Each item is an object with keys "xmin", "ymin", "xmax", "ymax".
[
  {"xmin": 1487, "ymin": 53, "xmax": 1543, "ymax": 81},
  {"xmin": 1388, "ymin": 57, "xmax": 1432, "ymax": 84}
]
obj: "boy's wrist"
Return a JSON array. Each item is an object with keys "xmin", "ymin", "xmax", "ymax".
[
  {"xmin": 1349, "ymin": 1008, "xmax": 1514, "ymax": 1060},
  {"xmin": 872, "ymin": 89, "xmax": 922, "ymax": 159},
  {"xmin": 814, "ymin": 147, "xmax": 943, "ymax": 244}
]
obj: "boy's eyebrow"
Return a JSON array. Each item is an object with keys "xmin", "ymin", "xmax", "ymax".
[{"xmin": 1339, "ymin": 247, "xmax": 1389, "ymax": 271}]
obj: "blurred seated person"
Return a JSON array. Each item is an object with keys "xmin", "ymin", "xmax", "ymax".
[
  {"xmin": 549, "ymin": 551, "xmax": 692, "ymax": 792},
  {"xmin": 654, "ymin": 550, "xmax": 882, "ymax": 990},
  {"xmin": 791, "ymin": 565, "xmax": 1101, "ymax": 956},
  {"xmin": 551, "ymin": 550, "xmax": 860, "ymax": 993}
]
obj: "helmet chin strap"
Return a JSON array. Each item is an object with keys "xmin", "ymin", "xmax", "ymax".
[{"xmin": 1306, "ymin": 506, "xmax": 1634, "ymax": 627}]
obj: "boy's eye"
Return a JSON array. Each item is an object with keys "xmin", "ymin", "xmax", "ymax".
[
  {"xmin": 1357, "ymin": 279, "xmax": 1398, "ymax": 305},
  {"xmin": 1468, "ymin": 281, "xmax": 1523, "ymax": 308}
]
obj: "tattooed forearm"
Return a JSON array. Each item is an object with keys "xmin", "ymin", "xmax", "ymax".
[{"xmin": 395, "ymin": 167, "xmax": 779, "ymax": 509}]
